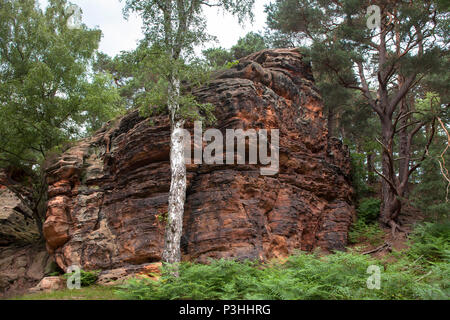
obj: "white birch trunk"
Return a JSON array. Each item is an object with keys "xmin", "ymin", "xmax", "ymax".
[{"xmin": 162, "ymin": 77, "xmax": 186, "ymax": 265}]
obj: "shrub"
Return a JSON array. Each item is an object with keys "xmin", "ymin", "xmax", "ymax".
[
  {"xmin": 47, "ymin": 272, "xmax": 61, "ymax": 277},
  {"xmin": 63, "ymin": 269, "xmax": 100, "ymax": 287},
  {"xmin": 116, "ymin": 259, "xmax": 262, "ymax": 300},
  {"xmin": 349, "ymin": 198, "xmax": 383, "ymax": 245},
  {"xmin": 349, "ymin": 220, "xmax": 385, "ymax": 245},
  {"xmin": 225, "ymin": 60, "xmax": 240, "ymax": 69},
  {"xmin": 416, "ymin": 262, "xmax": 450, "ymax": 299},
  {"xmin": 357, "ymin": 198, "xmax": 381, "ymax": 224}
]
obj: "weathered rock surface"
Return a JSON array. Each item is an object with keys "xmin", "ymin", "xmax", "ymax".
[
  {"xmin": 44, "ymin": 48, "xmax": 355, "ymax": 271},
  {"xmin": 0, "ymin": 244, "xmax": 55, "ymax": 298},
  {"xmin": 0, "ymin": 180, "xmax": 52, "ymax": 298},
  {"xmin": 96, "ymin": 262, "xmax": 161, "ymax": 286},
  {"xmin": 28, "ymin": 276, "xmax": 65, "ymax": 294},
  {"xmin": 0, "ymin": 187, "xmax": 39, "ymax": 246}
]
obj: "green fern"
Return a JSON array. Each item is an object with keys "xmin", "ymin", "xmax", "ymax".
[{"xmin": 116, "ymin": 223, "xmax": 449, "ymax": 300}]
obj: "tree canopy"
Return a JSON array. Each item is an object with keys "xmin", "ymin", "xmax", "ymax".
[
  {"xmin": 0, "ymin": 0, "xmax": 122, "ymax": 170},
  {"xmin": 203, "ymin": 31, "xmax": 267, "ymax": 68}
]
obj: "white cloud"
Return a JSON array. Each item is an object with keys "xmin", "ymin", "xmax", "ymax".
[
  {"xmin": 38, "ymin": 0, "xmax": 271, "ymax": 57},
  {"xmin": 203, "ymin": 0, "xmax": 271, "ymax": 50}
]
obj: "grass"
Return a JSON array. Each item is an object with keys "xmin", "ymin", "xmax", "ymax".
[{"xmin": 11, "ymin": 285, "xmax": 121, "ymax": 300}]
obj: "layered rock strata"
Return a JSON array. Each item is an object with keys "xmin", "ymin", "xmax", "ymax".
[{"xmin": 43, "ymin": 48, "xmax": 355, "ymax": 271}]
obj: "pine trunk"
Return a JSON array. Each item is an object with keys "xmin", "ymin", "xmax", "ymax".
[
  {"xmin": 398, "ymin": 99, "xmax": 409, "ymax": 197},
  {"xmin": 379, "ymin": 117, "xmax": 402, "ymax": 227},
  {"xmin": 367, "ymin": 152, "xmax": 376, "ymax": 184}
]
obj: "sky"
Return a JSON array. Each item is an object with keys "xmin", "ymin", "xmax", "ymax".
[{"xmin": 38, "ymin": 0, "xmax": 272, "ymax": 57}]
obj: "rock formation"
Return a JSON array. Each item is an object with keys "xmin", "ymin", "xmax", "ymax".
[
  {"xmin": 0, "ymin": 187, "xmax": 39, "ymax": 246},
  {"xmin": 0, "ymin": 242, "xmax": 54, "ymax": 298},
  {"xmin": 43, "ymin": 48, "xmax": 355, "ymax": 271},
  {"xmin": 0, "ymin": 182, "xmax": 55, "ymax": 298}
]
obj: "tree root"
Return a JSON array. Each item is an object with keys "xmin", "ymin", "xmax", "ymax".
[{"xmin": 388, "ymin": 220, "xmax": 407, "ymax": 238}]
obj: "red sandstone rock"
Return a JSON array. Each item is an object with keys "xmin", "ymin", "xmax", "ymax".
[
  {"xmin": 0, "ymin": 180, "xmax": 55, "ymax": 298},
  {"xmin": 43, "ymin": 48, "xmax": 355, "ymax": 271},
  {"xmin": 0, "ymin": 185, "xmax": 39, "ymax": 246},
  {"xmin": 0, "ymin": 244, "xmax": 55, "ymax": 298},
  {"xmin": 96, "ymin": 262, "xmax": 162, "ymax": 285}
]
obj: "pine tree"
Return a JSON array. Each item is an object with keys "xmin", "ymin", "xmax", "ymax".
[
  {"xmin": 266, "ymin": 0, "xmax": 449, "ymax": 233},
  {"xmin": 203, "ymin": 32, "xmax": 267, "ymax": 68}
]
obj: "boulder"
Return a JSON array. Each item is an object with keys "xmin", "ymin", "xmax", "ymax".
[{"xmin": 28, "ymin": 276, "xmax": 66, "ymax": 294}]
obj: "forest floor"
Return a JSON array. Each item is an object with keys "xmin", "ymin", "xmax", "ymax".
[
  {"xmin": 10, "ymin": 204, "xmax": 447, "ymax": 300},
  {"xmin": 350, "ymin": 203, "xmax": 426, "ymax": 259}
]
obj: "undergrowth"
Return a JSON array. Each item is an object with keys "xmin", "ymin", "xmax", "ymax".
[
  {"xmin": 348, "ymin": 221, "xmax": 385, "ymax": 246},
  {"xmin": 349, "ymin": 198, "xmax": 384, "ymax": 246},
  {"xmin": 407, "ymin": 221, "xmax": 450, "ymax": 263},
  {"xmin": 117, "ymin": 221, "xmax": 449, "ymax": 300}
]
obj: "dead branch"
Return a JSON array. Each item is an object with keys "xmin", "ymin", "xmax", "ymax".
[
  {"xmin": 362, "ymin": 242, "xmax": 392, "ymax": 255},
  {"xmin": 436, "ymin": 117, "xmax": 450, "ymax": 202}
]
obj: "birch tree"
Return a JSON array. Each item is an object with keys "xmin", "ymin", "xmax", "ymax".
[{"xmin": 123, "ymin": 0, "xmax": 255, "ymax": 264}]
